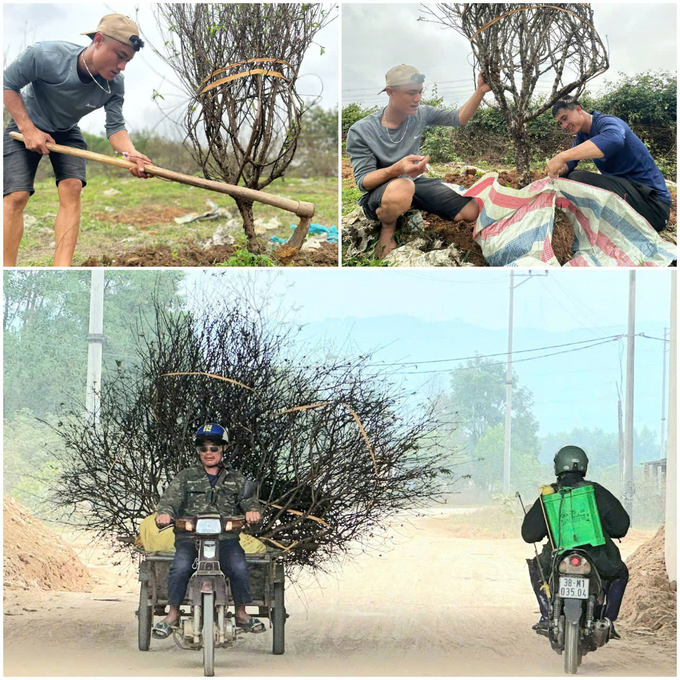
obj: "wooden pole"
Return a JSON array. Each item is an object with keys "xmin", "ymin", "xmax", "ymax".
[{"xmin": 9, "ymin": 131, "xmax": 315, "ymax": 220}]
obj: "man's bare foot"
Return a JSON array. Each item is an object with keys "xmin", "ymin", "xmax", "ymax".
[{"xmin": 375, "ymin": 238, "xmax": 397, "ymax": 258}]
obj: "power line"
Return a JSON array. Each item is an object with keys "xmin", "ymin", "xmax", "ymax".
[
  {"xmin": 393, "ymin": 335, "xmax": 625, "ymax": 376},
  {"xmin": 364, "ymin": 333, "xmax": 625, "ymax": 369}
]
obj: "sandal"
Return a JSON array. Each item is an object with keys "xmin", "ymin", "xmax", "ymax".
[
  {"xmin": 236, "ymin": 617, "xmax": 266, "ymax": 634},
  {"xmin": 152, "ymin": 620, "xmax": 177, "ymax": 639}
]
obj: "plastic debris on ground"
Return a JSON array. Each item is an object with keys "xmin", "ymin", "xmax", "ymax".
[
  {"xmin": 271, "ymin": 223, "xmax": 338, "ymax": 245},
  {"xmin": 174, "ymin": 199, "xmax": 232, "ymax": 224}
]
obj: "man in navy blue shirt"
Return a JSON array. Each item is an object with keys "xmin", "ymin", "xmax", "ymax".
[{"xmin": 547, "ymin": 98, "xmax": 671, "ymax": 232}]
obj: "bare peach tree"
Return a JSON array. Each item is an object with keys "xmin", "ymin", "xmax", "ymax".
[
  {"xmin": 420, "ymin": 3, "xmax": 609, "ymax": 184},
  {"xmin": 153, "ymin": 4, "xmax": 335, "ymax": 253}
]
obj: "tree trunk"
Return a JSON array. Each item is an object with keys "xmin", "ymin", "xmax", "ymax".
[
  {"xmin": 234, "ymin": 198, "xmax": 260, "ymax": 254},
  {"xmin": 512, "ymin": 125, "xmax": 534, "ymax": 187}
]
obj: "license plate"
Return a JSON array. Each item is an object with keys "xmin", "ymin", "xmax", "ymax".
[{"xmin": 559, "ymin": 576, "xmax": 589, "ymax": 599}]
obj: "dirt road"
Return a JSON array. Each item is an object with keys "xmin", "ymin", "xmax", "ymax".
[{"xmin": 3, "ymin": 510, "xmax": 675, "ymax": 677}]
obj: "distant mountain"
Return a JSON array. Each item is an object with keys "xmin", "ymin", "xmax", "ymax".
[{"xmin": 294, "ymin": 315, "xmax": 668, "ymax": 444}]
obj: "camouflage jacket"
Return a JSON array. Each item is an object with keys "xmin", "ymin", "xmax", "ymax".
[{"xmin": 156, "ymin": 465, "xmax": 262, "ymax": 540}]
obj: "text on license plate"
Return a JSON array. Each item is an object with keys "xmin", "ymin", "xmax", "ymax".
[{"xmin": 559, "ymin": 576, "xmax": 589, "ymax": 599}]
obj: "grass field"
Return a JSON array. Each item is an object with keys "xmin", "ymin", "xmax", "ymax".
[{"xmin": 17, "ymin": 173, "xmax": 339, "ymax": 266}]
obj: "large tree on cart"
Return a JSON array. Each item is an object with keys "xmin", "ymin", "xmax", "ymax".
[
  {"xmin": 47, "ymin": 281, "xmax": 464, "ymax": 573},
  {"xmin": 152, "ymin": 4, "xmax": 335, "ymax": 254},
  {"xmin": 420, "ymin": 3, "xmax": 609, "ymax": 185}
]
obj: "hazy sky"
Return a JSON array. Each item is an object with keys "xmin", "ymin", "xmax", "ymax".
[
  {"xmin": 180, "ymin": 269, "xmax": 674, "ymax": 439},
  {"xmin": 3, "ymin": 3, "xmax": 339, "ymax": 138},
  {"xmin": 183, "ymin": 268, "xmax": 673, "ymax": 331},
  {"xmin": 342, "ymin": 3, "xmax": 677, "ymax": 107}
]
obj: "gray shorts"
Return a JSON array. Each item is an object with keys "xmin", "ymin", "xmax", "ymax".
[
  {"xmin": 359, "ymin": 176, "xmax": 474, "ymax": 222},
  {"xmin": 3, "ymin": 119, "xmax": 88, "ymax": 197}
]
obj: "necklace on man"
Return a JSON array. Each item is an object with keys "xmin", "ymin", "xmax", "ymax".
[
  {"xmin": 382, "ymin": 109, "xmax": 410, "ymax": 145},
  {"xmin": 81, "ymin": 51, "xmax": 111, "ymax": 95}
]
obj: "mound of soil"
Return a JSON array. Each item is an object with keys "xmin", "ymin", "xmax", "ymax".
[
  {"xmin": 619, "ymin": 524, "xmax": 677, "ymax": 638},
  {"xmin": 3, "ymin": 495, "xmax": 93, "ymax": 592},
  {"xmin": 81, "ymin": 244, "xmax": 237, "ymax": 267},
  {"xmin": 81, "ymin": 239, "xmax": 337, "ymax": 268},
  {"xmin": 276, "ymin": 241, "xmax": 338, "ymax": 266}
]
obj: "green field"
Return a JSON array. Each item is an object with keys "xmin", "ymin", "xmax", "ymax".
[{"xmin": 17, "ymin": 174, "xmax": 339, "ymax": 266}]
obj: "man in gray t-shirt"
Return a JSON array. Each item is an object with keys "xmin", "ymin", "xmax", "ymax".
[
  {"xmin": 3, "ymin": 14, "xmax": 152, "ymax": 266},
  {"xmin": 346, "ymin": 64, "xmax": 493, "ymax": 257}
]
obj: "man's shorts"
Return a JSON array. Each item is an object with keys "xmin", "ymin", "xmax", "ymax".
[
  {"xmin": 360, "ymin": 176, "xmax": 474, "ymax": 222},
  {"xmin": 565, "ymin": 170, "xmax": 671, "ymax": 233},
  {"xmin": 3, "ymin": 119, "xmax": 88, "ymax": 197}
]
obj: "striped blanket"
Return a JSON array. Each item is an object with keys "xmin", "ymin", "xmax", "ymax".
[{"xmin": 454, "ymin": 172, "xmax": 676, "ymax": 267}]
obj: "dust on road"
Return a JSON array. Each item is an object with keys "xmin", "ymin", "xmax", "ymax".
[{"xmin": 3, "ymin": 510, "xmax": 675, "ymax": 677}]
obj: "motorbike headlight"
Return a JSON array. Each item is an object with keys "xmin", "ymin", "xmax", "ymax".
[
  {"xmin": 176, "ymin": 519, "xmax": 193, "ymax": 532},
  {"xmin": 203, "ymin": 542, "xmax": 217, "ymax": 559},
  {"xmin": 195, "ymin": 518, "xmax": 222, "ymax": 535},
  {"xmin": 558, "ymin": 554, "xmax": 591, "ymax": 574}
]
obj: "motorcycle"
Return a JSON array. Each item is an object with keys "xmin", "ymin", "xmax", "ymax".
[{"xmin": 540, "ymin": 548, "xmax": 614, "ymax": 674}]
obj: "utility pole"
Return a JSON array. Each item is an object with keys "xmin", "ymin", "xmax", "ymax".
[
  {"xmin": 502, "ymin": 270, "xmax": 546, "ymax": 494},
  {"xmin": 623, "ymin": 271, "xmax": 636, "ymax": 523},
  {"xmin": 617, "ymin": 386, "xmax": 624, "ymax": 489},
  {"xmin": 660, "ymin": 327, "xmax": 668, "ymax": 459},
  {"xmin": 86, "ymin": 270, "xmax": 105, "ymax": 425},
  {"xmin": 665, "ymin": 271, "xmax": 676, "ymax": 584}
]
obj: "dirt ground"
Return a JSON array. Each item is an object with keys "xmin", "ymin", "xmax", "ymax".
[
  {"xmin": 3, "ymin": 509, "xmax": 675, "ymax": 677},
  {"xmin": 80, "ymin": 241, "xmax": 338, "ymax": 267},
  {"xmin": 343, "ymin": 158, "xmax": 677, "ymax": 266}
]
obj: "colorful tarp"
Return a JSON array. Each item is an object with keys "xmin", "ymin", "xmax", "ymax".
[{"xmin": 458, "ymin": 173, "xmax": 676, "ymax": 267}]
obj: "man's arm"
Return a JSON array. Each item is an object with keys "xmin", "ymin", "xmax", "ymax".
[
  {"xmin": 4, "ymin": 45, "xmax": 55, "ymax": 154},
  {"xmin": 3, "ymin": 90, "xmax": 55, "ymax": 154},
  {"xmin": 547, "ymin": 140, "xmax": 605, "ymax": 178},
  {"xmin": 237, "ymin": 475, "xmax": 262, "ymax": 523},
  {"xmin": 594, "ymin": 483, "xmax": 630, "ymax": 539},
  {"xmin": 108, "ymin": 129, "xmax": 152, "ymax": 179},
  {"xmin": 360, "ymin": 155, "xmax": 430, "ymax": 191},
  {"xmin": 521, "ymin": 497, "xmax": 549, "ymax": 543},
  {"xmin": 457, "ymin": 73, "xmax": 493, "ymax": 126},
  {"xmin": 156, "ymin": 471, "xmax": 186, "ymax": 524}
]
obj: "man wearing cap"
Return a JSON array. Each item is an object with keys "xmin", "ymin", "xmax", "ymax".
[
  {"xmin": 3, "ymin": 14, "xmax": 153, "ymax": 266},
  {"xmin": 152, "ymin": 423, "xmax": 266, "ymax": 638},
  {"xmin": 346, "ymin": 65, "xmax": 492, "ymax": 257}
]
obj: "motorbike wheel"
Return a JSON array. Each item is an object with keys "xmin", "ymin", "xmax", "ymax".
[
  {"xmin": 272, "ymin": 580, "xmax": 285, "ymax": 655},
  {"xmin": 564, "ymin": 620, "xmax": 580, "ymax": 674},
  {"xmin": 137, "ymin": 581, "xmax": 152, "ymax": 651},
  {"xmin": 202, "ymin": 593, "xmax": 215, "ymax": 677}
]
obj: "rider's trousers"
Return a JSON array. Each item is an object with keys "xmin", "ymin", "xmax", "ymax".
[{"xmin": 167, "ymin": 537, "xmax": 251, "ymax": 607}]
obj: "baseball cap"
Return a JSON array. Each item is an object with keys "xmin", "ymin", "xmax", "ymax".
[
  {"xmin": 81, "ymin": 14, "xmax": 144, "ymax": 51},
  {"xmin": 379, "ymin": 65, "xmax": 426, "ymax": 93}
]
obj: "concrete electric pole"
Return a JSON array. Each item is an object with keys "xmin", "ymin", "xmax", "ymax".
[
  {"xmin": 502, "ymin": 270, "xmax": 546, "ymax": 494},
  {"xmin": 86, "ymin": 270, "xmax": 105, "ymax": 425},
  {"xmin": 665, "ymin": 271, "xmax": 676, "ymax": 584},
  {"xmin": 623, "ymin": 271, "xmax": 636, "ymax": 522}
]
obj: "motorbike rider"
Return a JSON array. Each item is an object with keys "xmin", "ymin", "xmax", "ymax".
[
  {"xmin": 521, "ymin": 445, "xmax": 630, "ymax": 639},
  {"xmin": 151, "ymin": 423, "xmax": 265, "ymax": 638}
]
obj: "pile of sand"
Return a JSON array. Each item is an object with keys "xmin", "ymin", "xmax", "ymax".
[
  {"xmin": 3, "ymin": 495, "xmax": 93, "ymax": 592},
  {"xmin": 619, "ymin": 524, "xmax": 677, "ymax": 638}
]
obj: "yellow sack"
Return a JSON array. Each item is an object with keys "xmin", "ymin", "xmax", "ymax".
[
  {"xmin": 137, "ymin": 514, "xmax": 267, "ymax": 554},
  {"xmin": 240, "ymin": 532, "xmax": 267, "ymax": 554},
  {"xmin": 139, "ymin": 513, "xmax": 176, "ymax": 552}
]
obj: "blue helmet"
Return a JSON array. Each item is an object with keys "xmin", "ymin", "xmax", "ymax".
[{"xmin": 195, "ymin": 423, "xmax": 228, "ymax": 446}]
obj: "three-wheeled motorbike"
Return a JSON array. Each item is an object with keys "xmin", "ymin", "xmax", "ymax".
[{"xmin": 135, "ymin": 513, "xmax": 286, "ymax": 676}]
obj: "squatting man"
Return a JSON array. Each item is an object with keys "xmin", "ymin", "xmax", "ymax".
[
  {"xmin": 3, "ymin": 14, "xmax": 153, "ymax": 267},
  {"xmin": 547, "ymin": 98, "xmax": 671, "ymax": 232},
  {"xmin": 152, "ymin": 424, "xmax": 266, "ymax": 638},
  {"xmin": 346, "ymin": 64, "xmax": 495, "ymax": 258}
]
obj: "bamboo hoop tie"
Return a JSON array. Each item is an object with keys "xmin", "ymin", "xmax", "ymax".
[{"xmin": 470, "ymin": 5, "xmax": 597, "ymax": 42}]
